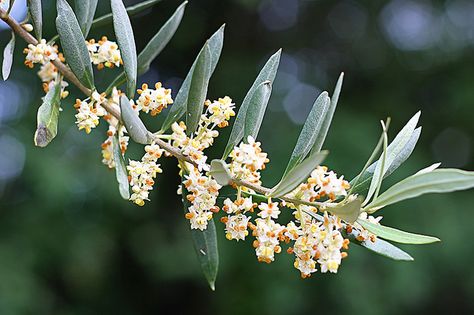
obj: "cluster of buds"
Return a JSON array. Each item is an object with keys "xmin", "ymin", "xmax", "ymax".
[
  {"xmin": 183, "ymin": 167, "xmax": 221, "ymax": 230},
  {"xmin": 74, "ymin": 91, "xmax": 108, "ymax": 134},
  {"xmin": 127, "ymin": 144, "xmax": 164, "ymax": 206},
  {"xmin": 228, "ymin": 136, "xmax": 269, "ymax": 185},
  {"xmin": 218, "ymin": 136, "xmax": 365, "ymax": 277},
  {"xmin": 23, "ymin": 39, "xmax": 59, "ymax": 68},
  {"xmin": 86, "ymin": 37, "xmax": 122, "ymax": 69},
  {"xmin": 170, "ymin": 96, "xmax": 235, "ymax": 171},
  {"xmin": 221, "ymin": 197, "xmax": 256, "ymax": 240},
  {"xmin": 136, "ymin": 82, "xmax": 173, "ymax": 116}
]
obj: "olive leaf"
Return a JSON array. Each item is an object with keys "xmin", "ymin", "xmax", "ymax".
[
  {"xmin": 243, "ymin": 80, "xmax": 273, "ymax": 140},
  {"xmin": 186, "ymin": 43, "xmax": 211, "ymax": 135},
  {"xmin": 209, "ymin": 159, "xmax": 232, "ymax": 186},
  {"xmin": 27, "ymin": 0, "xmax": 42, "ymax": 39},
  {"xmin": 74, "ymin": 0, "xmax": 99, "ymax": 37},
  {"xmin": 222, "ymin": 49, "xmax": 281, "ymax": 159},
  {"xmin": 351, "ymin": 234, "xmax": 414, "ymax": 261},
  {"xmin": 161, "ymin": 25, "xmax": 224, "ymax": 133},
  {"xmin": 111, "ymin": 0, "xmax": 138, "ymax": 98},
  {"xmin": 363, "ymin": 120, "xmax": 389, "ymax": 206},
  {"xmin": 56, "ymin": 0, "xmax": 95, "ymax": 89},
  {"xmin": 364, "ymin": 112, "xmax": 420, "ymax": 205},
  {"xmin": 34, "ymin": 78, "xmax": 62, "ymax": 147},
  {"xmin": 357, "ymin": 219, "xmax": 440, "ymax": 244},
  {"xmin": 2, "ymin": 32, "xmax": 15, "ymax": 81},
  {"xmin": 138, "ymin": 1, "xmax": 187, "ymax": 74},
  {"xmin": 366, "ymin": 169, "xmax": 474, "ymax": 213},
  {"xmin": 283, "ymin": 91, "xmax": 330, "ymax": 176},
  {"xmin": 119, "ymin": 95, "xmax": 151, "ymax": 145},
  {"xmin": 350, "ymin": 127, "xmax": 421, "ymax": 195},
  {"xmin": 112, "ymin": 130, "xmax": 130, "ymax": 200},
  {"xmin": 310, "ymin": 72, "xmax": 344, "ymax": 154},
  {"xmin": 105, "ymin": 1, "xmax": 187, "ymax": 94},
  {"xmin": 327, "ymin": 197, "xmax": 362, "ymax": 224},
  {"xmin": 269, "ymin": 150, "xmax": 328, "ymax": 198},
  {"xmin": 182, "ymin": 178, "xmax": 219, "ymax": 290}
]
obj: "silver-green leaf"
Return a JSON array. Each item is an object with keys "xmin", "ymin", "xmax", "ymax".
[
  {"xmin": 186, "ymin": 43, "xmax": 211, "ymax": 135},
  {"xmin": 283, "ymin": 91, "xmax": 330, "ymax": 175},
  {"xmin": 75, "ymin": 0, "xmax": 99, "ymax": 37},
  {"xmin": 350, "ymin": 127, "xmax": 421, "ymax": 195},
  {"xmin": 56, "ymin": 0, "xmax": 95, "ymax": 89},
  {"xmin": 161, "ymin": 25, "xmax": 224, "ymax": 133},
  {"xmin": 243, "ymin": 80, "xmax": 272, "ymax": 140},
  {"xmin": 138, "ymin": 1, "xmax": 186, "ymax": 74},
  {"xmin": 2, "ymin": 32, "xmax": 15, "ymax": 81},
  {"xmin": 119, "ymin": 95, "xmax": 150, "ymax": 145},
  {"xmin": 222, "ymin": 49, "xmax": 281, "ymax": 159},
  {"xmin": 353, "ymin": 235, "xmax": 414, "ymax": 261},
  {"xmin": 112, "ymin": 131, "xmax": 130, "ymax": 200},
  {"xmin": 270, "ymin": 150, "xmax": 328, "ymax": 198},
  {"xmin": 27, "ymin": 0, "xmax": 42, "ymax": 39},
  {"xmin": 209, "ymin": 159, "xmax": 232, "ymax": 186},
  {"xmin": 111, "ymin": 0, "xmax": 137, "ymax": 98},
  {"xmin": 365, "ymin": 112, "xmax": 420, "ymax": 205},
  {"xmin": 34, "ymin": 78, "xmax": 62, "ymax": 147},
  {"xmin": 357, "ymin": 219, "xmax": 440, "ymax": 244},
  {"xmin": 310, "ymin": 72, "xmax": 344, "ymax": 154},
  {"xmin": 366, "ymin": 169, "xmax": 474, "ymax": 213},
  {"xmin": 328, "ymin": 197, "xmax": 362, "ymax": 224},
  {"xmin": 105, "ymin": 1, "xmax": 187, "ymax": 95}
]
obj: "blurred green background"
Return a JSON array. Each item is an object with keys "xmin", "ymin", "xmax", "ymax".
[{"xmin": 1, "ymin": 0, "xmax": 474, "ymax": 314}]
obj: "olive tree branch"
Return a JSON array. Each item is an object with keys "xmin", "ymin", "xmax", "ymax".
[{"xmin": 0, "ymin": 8, "xmax": 338, "ymax": 209}]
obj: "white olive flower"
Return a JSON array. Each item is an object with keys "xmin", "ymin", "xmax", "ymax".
[{"xmin": 24, "ymin": 39, "xmax": 58, "ymax": 68}]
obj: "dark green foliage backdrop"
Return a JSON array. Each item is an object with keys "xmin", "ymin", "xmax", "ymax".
[{"xmin": 0, "ymin": 0, "xmax": 473, "ymax": 314}]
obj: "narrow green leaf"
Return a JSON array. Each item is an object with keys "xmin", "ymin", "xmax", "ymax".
[
  {"xmin": 270, "ymin": 150, "xmax": 328, "ymax": 198},
  {"xmin": 210, "ymin": 159, "xmax": 232, "ymax": 186},
  {"xmin": 366, "ymin": 169, "xmax": 474, "ymax": 212},
  {"xmin": 243, "ymin": 80, "xmax": 272, "ymax": 140},
  {"xmin": 328, "ymin": 197, "xmax": 362, "ymax": 224},
  {"xmin": 349, "ymin": 119, "xmax": 390, "ymax": 195},
  {"xmin": 415, "ymin": 162, "xmax": 441, "ymax": 175},
  {"xmin": 27, "ymin": 0, "xmax": 42, "ymax": 39},
  {"xmin": 119, "ymin": 95, "xmax": 150, "ymax": 144},
  {"xmin": 311, "ymin": 72, "xmax": 344, "ymax": 153},
  {"xmin": 75, "ymin": 0, "xmax": 99, "ymax": 36},
  {"xmin": 2, "ymin": 32, "xmax": 15, "ymax": 81},
  {"xmin": 111, "ymin": 0, "xmax": 137, "ymax": 98},
  {"xmin": 138, "ymin": 1, "xmax": 186, "ymax": 74},
  {"xmin": 112, "ymin": 131, "xmax": 130, "ymax": 200},
  {"xmin": 161, "ymin": 25, "xmax": 224, "ymax": 133},
  {"xmin": 182, "ymin": 179, "xmax": 219, "ymax": 290},
  {"xmin": 106, "ymin": 1, "xmax": 187, "ymax": 94},
  {"xmin": 363, "ymin": 120, "xmax": 389, "ymax": 206},
  {"xmin": 186, "ymin": 43, "xmax": 211, "ymax": 134},
  {"xmin": 350, "ymin": 127, "xmax": 421, "ymax": 195},
  {"xmin": 352, "ymin": 235, "xmax": 414, "ymax": 261},
  {"xmin": 34, "ymin": 78, "xmax": 62, "ymax": 147},
  {"xmin": 283, "ymin": 91, "xmax": 330, "ymax": 175},
  {"xmin": 91, "ymin": 0, "xmax": 162, "ymax": 29},
  {"xmin": 357, "ymin": 219, "xmax": 440, "ymax": 244},
  {"xmin": 56, "ymin": 0, "xmax": 95, "ymax": 89},
  {"xmin": 7, "ymin": 0, "xmax": 16, "ymax": 14},
  {"xmin": 365, "ymin": 112, "xmax": 421, "ymax": 205},
  {"xmin": 222, "ymin": 49, "xmax": 281, "ymax": 158}
]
